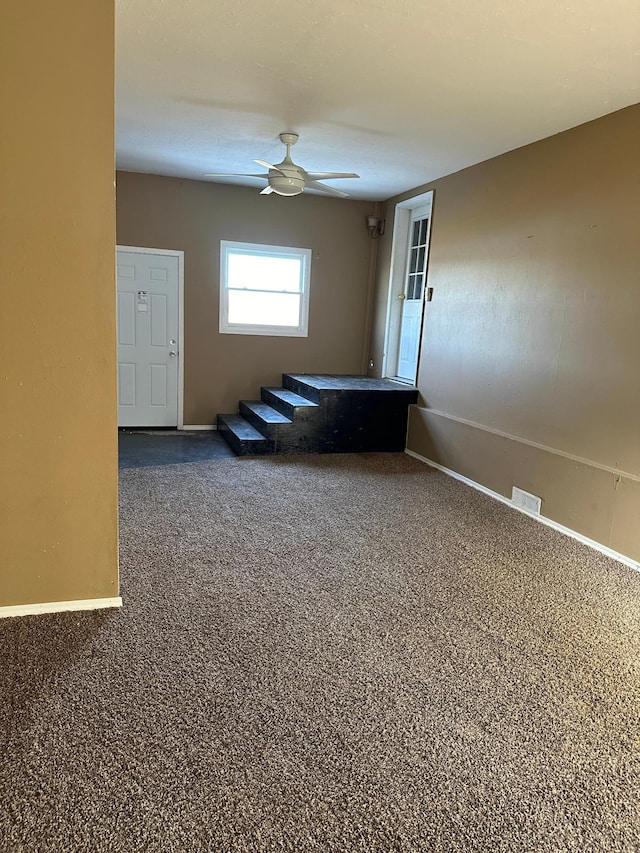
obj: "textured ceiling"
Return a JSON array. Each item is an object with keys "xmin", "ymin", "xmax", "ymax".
[{"xmin": 116, "ymin": 0, "xmax": 640, "ymax": 201}]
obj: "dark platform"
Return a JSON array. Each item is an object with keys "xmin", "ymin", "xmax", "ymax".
[{"xmin": 217, "ymin": 374, "xmax": 418, "ymax": 456}]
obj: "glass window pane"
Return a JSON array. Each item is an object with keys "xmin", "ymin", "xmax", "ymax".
[
  {"xmin": 406, "ymin": 275, "xmax": 414, "ymax": 300},
  {"xmin": 228, "ymin": 290, "xmax": 301, "ymax": 327},
  {"xmin": 410, "ymin": 247, "xmax": 419, "ymax": 273},
  {"xmin": 228, "ymin": 252, "xmax": 302, "ymax": 293},
  {"xmin": 414, "ymin": 274, "xmax": 423, "ymax": 298},
  {"xmin": 412, "ymin": 221, "xmax": 420, "ymax": 245},
  {"xmin": 418, "ymin": 246, "xmax": 426, "ymax": 272},
  {"xmin": 220, "ymin": 241, "xmax": 311, "ymax": 337},
  {"xmin": 419, "ymin": 219, "xmax": 428, "ymax": 244}
]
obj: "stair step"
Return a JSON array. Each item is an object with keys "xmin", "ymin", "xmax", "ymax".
[
  {"xmin": 239, "ymin": 400, "xmax": 295, "ymax": 444},
  {"xmin": 261, "ymin": 386, "xmax": 319, "ymax": 419},
  {"xmin": 216, "ymin": 414, "xmax": 270, "ymax": 456},
  {"xmin": 239, "ymin": 400, "xmax": 293, "ymax": 425},
  {"xmin": 282, "ymin": 374, "xmax": 321, "ymax": 403},
  {"xmin": 283, "ymin": 373, "xmax": 418, "ymax": 400},
  {"xmin": 217, "ymin": 374, "xmax": 418, "ymax": 457}
]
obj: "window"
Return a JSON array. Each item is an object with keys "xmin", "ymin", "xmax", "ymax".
[{"xmin": 219, "ymin": 241, "xmax": 312, "ymax": 337}]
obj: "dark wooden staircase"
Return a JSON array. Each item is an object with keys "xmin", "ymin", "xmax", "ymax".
[{"xmin": 217, "ymin": 374, "xmax": 418, "ymax": 456}]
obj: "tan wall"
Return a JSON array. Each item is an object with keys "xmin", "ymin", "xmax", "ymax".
[
  {"xmin": 0, "ymin": 1, "xmax": 118, "ymax": 606},
  {"xmin": 116, "ymin": 172, "xmax": 376, "ymax": 424},
  {"xmin": 372, "ymin": 105, "xmax": 640, "ymax": 561}
]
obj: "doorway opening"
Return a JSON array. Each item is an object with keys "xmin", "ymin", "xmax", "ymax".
[{"xmin": 382, "ymin": 191, "xmax": 434, "ymax": 385}]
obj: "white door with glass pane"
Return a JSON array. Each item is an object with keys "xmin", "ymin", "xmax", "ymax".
[
  {"xmin": 396, "ymin": 210, "xmax": 431, "ymax": 382},
  {"xmin": 116, "ymin": 249, "xmax": 180, "ymax": 427}
]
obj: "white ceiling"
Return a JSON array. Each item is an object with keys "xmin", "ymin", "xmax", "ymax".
[{"xmin": 116, "ymin": 0, "xmax": 640, "ymax": 202}]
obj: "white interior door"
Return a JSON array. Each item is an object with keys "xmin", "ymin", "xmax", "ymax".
[
  {"xmin": 116, "ymin": 249, "xmax": 180, "ymax": 427},
  {"xmin": 395, "ymin": 209, "xmax": 431, "ymax": 382}
]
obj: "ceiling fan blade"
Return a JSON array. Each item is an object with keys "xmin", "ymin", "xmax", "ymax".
[
  {"xmin": 305, "ymin": 172, "xmax": 360, "ymax": 180},
  {"xmin": 254, "ymin": 159, "xmax": 285, "ymax": 175},
  {"xmin": 204, "ymin": 172, "xmax": 269, "ymax": 178},
  {"xmin": 260, "ymin": 185, "xmax": 274, "ymax": 195},
  {"xmin": 304, "ymin": 180, "xmax": 350, "ymax": 198}
]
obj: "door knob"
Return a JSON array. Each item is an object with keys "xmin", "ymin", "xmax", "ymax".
[{"xmin": 398, "ymin": 293, "xmax": 406, "ymax": 300}]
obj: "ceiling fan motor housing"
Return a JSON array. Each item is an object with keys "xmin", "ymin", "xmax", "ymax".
[{"xmin": 269, "ymin": 169, "xmax": 305, "ymax": 196}]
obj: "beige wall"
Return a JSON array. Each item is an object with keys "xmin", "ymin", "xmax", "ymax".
[
  {"xmin": 371, "ymin": 105, "xmax": 640, "ymax": 561},
  {"xmin": 0, "ymin": 1, "xmax": 119, "ymax": 606},
  {"xmin": 116, "ymin": 172, "xmax": 376, "ymax": 423}
]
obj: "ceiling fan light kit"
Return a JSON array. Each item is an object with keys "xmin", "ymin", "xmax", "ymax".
[{"xmin": 205, "ymin": 131, "xmax": 360, "ymax": 198}]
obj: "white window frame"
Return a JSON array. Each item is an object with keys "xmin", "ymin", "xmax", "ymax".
[{"xmin": 219, "ymin": 240, "xmax": 312, "ymax": 337}]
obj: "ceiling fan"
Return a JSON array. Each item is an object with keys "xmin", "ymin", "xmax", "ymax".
[{"xmin": 204, "ymin": 132, "xmax": 360, "ymax": 198}]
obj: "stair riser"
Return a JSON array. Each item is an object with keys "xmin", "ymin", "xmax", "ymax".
[
  {"xmin": 220, "ymin": 432, "xmax": 271, "ymax": 456},
  {"xmin": 239, "ymin": 401, "xmax": 293, "ymax": 439},
  {"xmin": 282, "ymin": 375, "xmax": 322, "ymax": 403},
  {"xmin": 261, "ymin": 400, "xmax": 321, "ymax": 434},
  {"xmin": 260, "ymin": 387, "xmax": 318, "ymax": 420},
  {"xmin": 216, "ymin": 415, "xmax": 271, "ymax": 456}
]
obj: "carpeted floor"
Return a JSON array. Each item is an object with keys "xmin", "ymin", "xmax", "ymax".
[{"xmin": 1, "ymin": 452, "xmax": 639, "ymax": 852}]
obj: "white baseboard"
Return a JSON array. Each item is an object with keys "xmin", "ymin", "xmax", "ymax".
[
  {"xmin": 405, "ymin": 449, "xmax": 640, "ymax": 573},
  {"xmin": 183, "ymin": 425, "xmax": 216, "ymax": 431},
  {"xmin": 0, "ymin": 596, "xmax": 123, "ymax": 620}
]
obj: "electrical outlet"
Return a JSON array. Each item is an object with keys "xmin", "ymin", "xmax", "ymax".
[{"xmin": 512, "ymin": 486, "xmax": 542, "ymax": 515}]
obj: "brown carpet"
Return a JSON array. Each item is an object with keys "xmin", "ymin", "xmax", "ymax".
[{"xmin": 1, "ymin": 452, "xmax": 639, "ymax": 852}]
